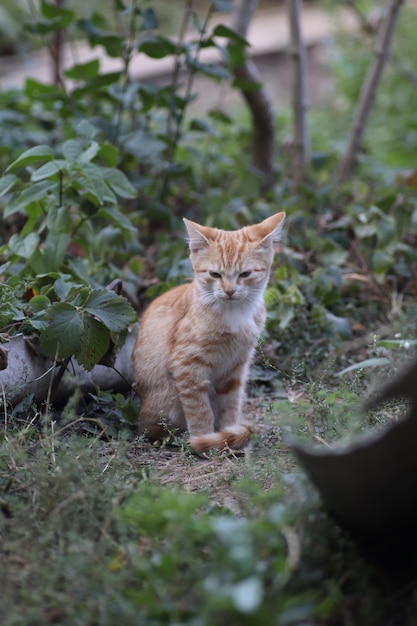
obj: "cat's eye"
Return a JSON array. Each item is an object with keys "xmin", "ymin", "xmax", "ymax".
[
  {"xmin": 209, "ymin": 271, "xmax": 222, "ymax": 279},
  {"xmin": 239, "ymin": 271, "xmax": 252, "ymax": 279}
]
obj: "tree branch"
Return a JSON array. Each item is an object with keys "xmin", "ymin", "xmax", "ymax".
[
  {"xmin": 229, "ymin": 0, "xmax": 276, "ymax": 191},
  {"xmin": 287, "ymin": 0, "xmax": 310, "ymax": 190},
  {"xmin": 336, "ymin": 0, "xmax": 405, "ymax": 184}
]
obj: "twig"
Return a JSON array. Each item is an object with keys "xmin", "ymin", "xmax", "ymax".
[{"xmin": 336, "ymin": 0, "xmax": 406, "ymax": 184}]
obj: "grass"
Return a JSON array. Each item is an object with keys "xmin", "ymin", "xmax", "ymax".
[{"xmin": 1, "ymin": 337, "xmax": 417, "ymax": 626}]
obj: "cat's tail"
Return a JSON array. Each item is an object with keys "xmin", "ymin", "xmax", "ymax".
[{"xmin": 189, "ymin": 424, "xmax": 253, "ymax": 456}]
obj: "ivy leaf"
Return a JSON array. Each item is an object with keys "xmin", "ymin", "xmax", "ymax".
[
  {"xmin": 6, "ymin": 145, "xmax": 54, "ymax": 172},
  {"xmin": 84, "ymin": 289, "xmax": 136, "ymax": 332}
]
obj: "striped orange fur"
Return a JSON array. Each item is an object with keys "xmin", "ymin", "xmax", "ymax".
[{"xmin": 132, "ymin": 213, "xmax": 286, "ymax": 456}]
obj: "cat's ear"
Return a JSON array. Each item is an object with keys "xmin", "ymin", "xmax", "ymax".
[
  {"xmin": 254, "ymin": 212, "xmax": 286, "ymax": 246},
  {"xmin": 183, "ymin": 218, "xmax": 211, "ymax": 253}
]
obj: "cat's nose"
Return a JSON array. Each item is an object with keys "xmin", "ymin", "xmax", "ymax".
[{"xmin": 225, "ymin": 289, "xmax": 235, "ymax": 298}]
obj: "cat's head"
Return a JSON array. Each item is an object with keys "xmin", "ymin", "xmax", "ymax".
[{"xmin": 183, "ymin": 213, "xmax": 285, "ymax": 308}]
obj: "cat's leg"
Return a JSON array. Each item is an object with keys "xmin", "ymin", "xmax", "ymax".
[
  {"xmin": 172, "ymin": 369, "xmax": 216, "ymax": 437},
  {"xmin": 186, "ymin": 363, "xmax": 252, "ymax": 455},
  {"xmin": 215, "ymin": 364, "xmax": 248, "ymax": 428}
]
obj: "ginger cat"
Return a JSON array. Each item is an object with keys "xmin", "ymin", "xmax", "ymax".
[{"xmin": 132, "ymin": 212, "xmax": 286, "ymax": 455}]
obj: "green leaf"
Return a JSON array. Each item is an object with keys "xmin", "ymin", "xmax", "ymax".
[
  {"xmin": 371, "ymin": 250, "xmax": 394, "ymax": 275},
  {"xmin": 77, "ymin": 316, "xmax": 110, "ymax": 371},
  {"xmin": 0, "ymin": 174, "xmax": 17, "ymax": 198},
  {"xmin": 228, "ymin": 43, "xmax": 247, "ymax": 70},
  {"xmin": 84, "ymin": 289, "xmax": 136, "ymax": 332},
  {"xmin": 8, "ymin": 232, "xmax": 40, "ymax": 259},
  {"xmin": 231, "ymin": 577, "xmax": 263, "ymax": 614},
  {"xmin": 77, "ymin": 18, "xmax": 123, "ymax": 57},
  {"xmin": 31, "ymin": 160, "xmax": 63, "ymax": 182},
  {"xmin": 5, "ymin": 180, "xmax": 57, "ymax": 218},
  {"xmin": 6, "ymin": 145, "xmax": 54, "ymax": 172},
  {"xmin": 24, "ymin": 79, "xmax": 64, "ymax": 100},
  {"xmin": 212, "ymin": 24, "xmax": 249, "ymax": 46},
  {"xmin": 29, "ymin": 295, "xmax": 51, "ymax": 314},
  {"xmin": 29, "ymin": 233, "xmax": 70, "ymax": 274},
  {"xmin": 27, "ymin": 17, "xmax": 64, "ymax": 35},
  {"xmin": 189, "ymin": 118, "xmax": 221, "ymax": 137},
  {"xmin": 79, "ymin": 142, "xmax": 100, "ymax": 163},
  {"xmin": 63, "ymin": 139, "xmax": 83, "ymax": 163},
  {"xmin": 53, "ymin": 278, "xmax": 75, "ymax": 301},
  {"xmin": 187, "ymin": 58, "xmax": 230, "ymax": 81},
  {"xmin": 124, "ymin": 129, "xmax": 166, "ymax": 162},
  {"xmin": 99, "ymin": 143, "xmax": 119, "ymax": 167},
  {"xmin": 65, "ymin": 59, "xmax": 100, "ymax": 81},
  {"xmin": 232, "ymin": 77, "xmax": 261, "ymax": 91},
  {"xmin": 336, "ymin": 358, "xmax": 390, "ymax": 376},
  {"xmin": 138, "ymin": 33, "xmax": 178, "ymax": 58},
  {"xmin": 141, "ymin": 7, "xmax": 158, "ymax": 30},
  {"xmin": 99, "ymin": 206, "xmax": 136, "ymax": 235},
  {"xmin": 378, "ymin": 339, "xmax": 417, "ymax": 349},
  {"xmin": 208, "ymin": 108, "xmax": 232, "ymax": 124},
  {"xmin": 103, "ymin": 168, "xmax": 136, "ymax": 198},
  {"xmin": 40, "ymin": 303, "xmax": 84, "ymax": 359},
  {"xmin": 325, "ymin": 312, "xmax": 352, "ymax": 340},
  {"xmin": 76, "ymin": 119, "xmax": 99, "ymax": 140},
  {"xmin": 76, "ymin": 162, "xmax": 106, "ymax": 205},
  {"xmin": 41, "ymin": 0, "xmax": 75, "ymax": 26}
]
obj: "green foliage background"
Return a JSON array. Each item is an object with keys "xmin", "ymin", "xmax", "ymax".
[{"xmin": 0, "ymin": 1, "xmax": 417, "ymax": 624}]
